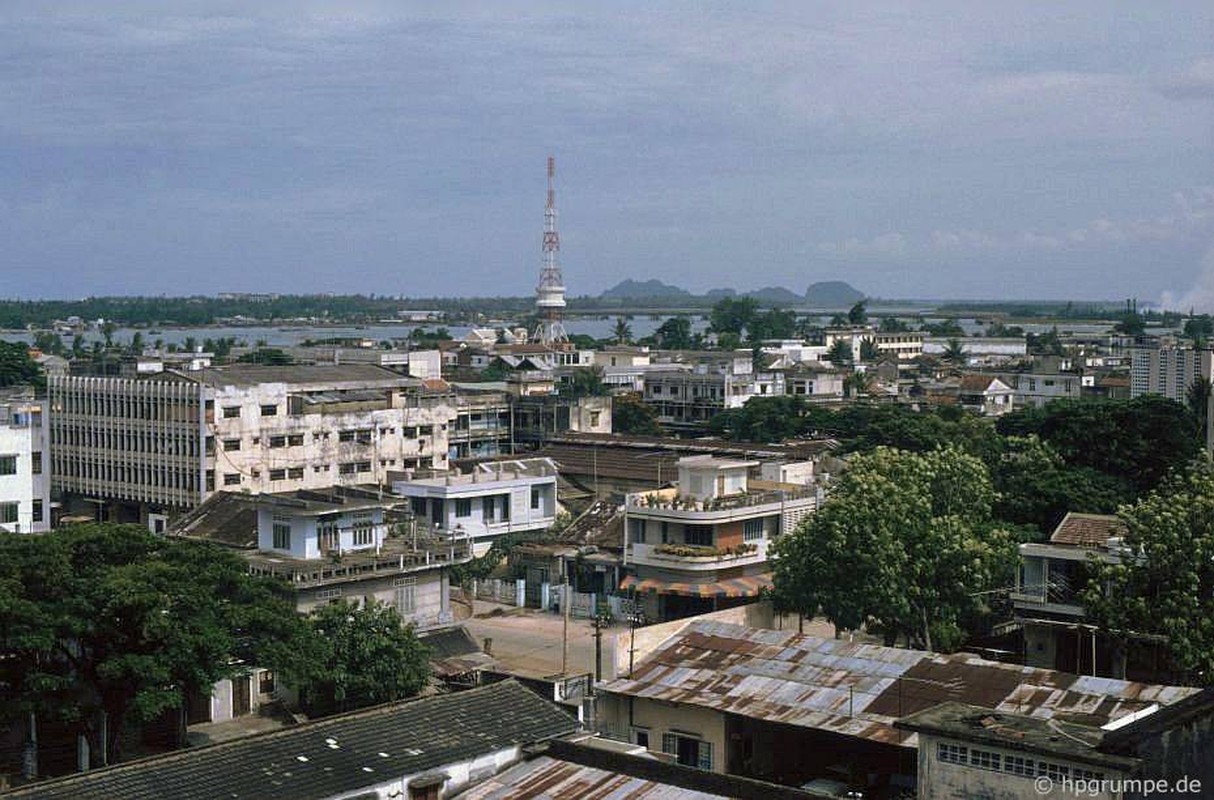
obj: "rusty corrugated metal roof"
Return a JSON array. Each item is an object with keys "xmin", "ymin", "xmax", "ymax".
[{"xmin": 600, "ymin": 620, "xmax": 1200, "ymax": 750}]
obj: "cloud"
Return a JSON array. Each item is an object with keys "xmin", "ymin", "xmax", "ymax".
[
  {"xmin": 818, "ymin": 232, "xmax": 908, "ymax": 258},
  {"xmin": 1161, "ymin": 247, "xmax": 1214, "ymax": 314},
  {"xmin": 1158, "ymin": 57, "xmax": 1214, "ymax": 99}
]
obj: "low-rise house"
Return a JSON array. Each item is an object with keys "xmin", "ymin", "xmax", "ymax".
[
  {"xmin": 3, "ymin": 680, "xmax": 579, "ymax": 800},
  {"xmin": 596, "ymin": 620, "xmax": 1200, "ymax": 793},
  {"xmin": 957, "ymin": 374, "xmax": 1015, "ymax": 416},
  {"xmin": 1013, "ymin": 512, "xmax": 1174, "ymax": 682},
  {"xmin": 898, "ymin": 692, "xmax": 1214, "ymax": 800},
  {"xmin": 620, "ymin": 456, "xmax": 817, "ymax": 622},
  {"xmin": 390, "ymin": 458, "xmax": 559, "ymax": 557}
]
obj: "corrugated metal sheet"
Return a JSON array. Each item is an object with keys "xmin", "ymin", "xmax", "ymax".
[
  {"xmin": 459, "ymin": 755, "xmax": 732, "ymax": 799},
  {"xmin": 601, "ymin": 620, "xmax": 1201, "ymax": 750}
]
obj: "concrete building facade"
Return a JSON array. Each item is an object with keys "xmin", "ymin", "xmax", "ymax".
[{"xmin": 0, "ymin": 393, "xmax": 52, "ymax": 533}]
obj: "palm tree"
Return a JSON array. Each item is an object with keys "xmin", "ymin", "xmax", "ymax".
[
  {"xmin": 843, "ymin": 370, "xmax": 874, "ymax": 399},
  {"xmin": 859, "ymin": 337, "xmax": 880, "ymax": 363},
  {"xmin": 612, "ymin": 317, "xmax": 632, "ymax": 345},
  {"xmin": 941, "ymin": 338, "xmax": 968, "ymax": 370}
]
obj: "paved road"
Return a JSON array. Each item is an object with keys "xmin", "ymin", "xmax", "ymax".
[{"xmin": 462, "ymin": 600, "xmax": 614, "ymax": 680}]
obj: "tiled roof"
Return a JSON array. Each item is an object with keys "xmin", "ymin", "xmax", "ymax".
[
  {"xmin": 1049, "ymin": 512, "xmax": 1127, "ymax": 548},
  {"xmin": 600, "ymin": 621, "xmax": 1198, "ymax": 750},
  {"xmin": 5, "ymin": 681, "xmax": 578, "ymax": 800}
]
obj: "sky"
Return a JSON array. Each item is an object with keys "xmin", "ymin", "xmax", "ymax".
[{"xmin": 1, "ymin": 2, "xmax": 1212, "ymax": 306}]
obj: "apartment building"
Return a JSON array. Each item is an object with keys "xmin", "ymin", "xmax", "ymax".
[
  {"xmin": 0, "ymin": 392, "xmax": 51, "ymax": 533},
  {"xmin": 642, "ymin": 352, "xmax": 777, "ymax": 430},
  {"xmin": 49, "ymin": 365, "xmax": 454, "ymax": 526},
  {"xmin": 1129, "ymin": 339, "xmax": 1212, "ymax": 401},
  {"xmin": 620, "ymin": 455, "xmax": 817, "ymax": 622},
  {"xmin": 824, "ymin": 327, "xmax": 925, "ymax": 362}
]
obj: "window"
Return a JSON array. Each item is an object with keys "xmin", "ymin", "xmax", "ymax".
[
  {"xmin": 338, "ymin": 462, "xmax": 356, "ymax": 476},
  {"xmin": 355, "ymin": 430, "xmax": 373, "ymax": 444},
  {"xmin": 352, "ymin": 513, "xmax": 374, "ymax": 546},
  {"xmin": 684, "ymin": 525, "xmax": 712, "ymax": 547},
  {"xmin": 272, "ymin": 519, "xmax": 292, "ymax": 550},
  {"xmin": 32, "ymin": 500, "xmax": 43, "ymax": 523},
  {"xmin": 222, "ymin": 406, "xmax": 240, "ymax": 419},
  {"xmin": 1041, "ymin": 763, "xmax": 1069, "ymax": 781},
  {"xmin": 259, "ymin": 404, "xmax": 278, "ymax": 416},
  {"xmin": 269, "ymin": 436, "xmax": 286, "ymax": 448},
  {"xmin": 630, "ymin": 519, "xmax": 647, "ymax": 544},
  {"xmin": 288, "ymin": 467, "xmax": 304, "ymax": 479},
  {"xmin": 224, "ymin": 473, "xmax": 242, "ymax": 486},
  {"xmin": 339, "ymin": 430, "xmax": 356, "ymax": 442},
  {"xmin": 455, "ymin": 499, "xmax": 472, "ymax": 518},
  {"xmin": 0, "ymin": 503, "xmax": 17, "ymax": 524},
  {"xmin": 937, "ymin": 743, "xmax": 968, "ymax": 765},
  {"xmin": 259, "ymin": 671, "xmax": 275, "ymax": 695},
  {"xmin": 483, "ymin": 496, "xmax": 497, "ymax": 522},
  {"xmin": 223, "ymin": 439, "xmax": 241, "ymax": 451},
  {"xmin": 743, "ymin": 518, "xmax": 765, "ymax": 541},
  {"xmin": 1004, "ymin": 755, "xmax": 1034, "ymax": 776},
  {"xmin": 661, "ymin": 733, "xmax": 711, "ymax": 770},
  {"xmin": 971, "ymin": 750, "xmax": 1000, "ymax": 771},
  {"xmin": 288, "ymin": 434, "xmax": 304, "ymax": 446},
  {"xmin": 633, "ymin": 728, "xmax": 650, "ymax": 749},
  {"xmin": 0, "ymin": 455, "xmax": 16, "ymax": 475},
  {"xmin": 31, "ymin": 452, "xmax": 42, "ymax": 475},
  {"xmin": 394, "ymin": 577, "xmax": 416, "ymax": 615},
  {"xmin": 269, "ymin": 469, "xmax": 286, "ymax": 481},
  {"xmin": 531, "ymin": 486, "xmax": 542, "ymax": 510}
]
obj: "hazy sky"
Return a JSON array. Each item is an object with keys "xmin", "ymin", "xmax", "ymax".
[{"xmin": 2, "ymin": 3, "xmax": 1212, "ymax": 305}]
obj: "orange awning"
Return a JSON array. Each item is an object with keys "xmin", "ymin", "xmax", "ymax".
[{"xmin": 619, "ymin": 573, "xmax": 773, "ymax": 599}]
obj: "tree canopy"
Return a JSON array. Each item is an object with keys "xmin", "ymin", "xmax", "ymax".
[
  {"xmin": 1083, "ymin": 465, "xmax": 1214, "ymax": 685},
  {"xmin": 0, "ymin": 525, "xmax": 304, "ymax": 766},
  {"xmin": 0, "ymin": 341, "xmax": 43, "ymax": 388},
  {"xmin": 287, "ymin": 600, "xmax": 430, "ymax": 716},
  {"xmin": 773, "ymin": 447, "xmax": 1016, "ymax": 651},
  {"xmin": 612, "ymin": 391, "xmax": 664, "ymax": 436}
]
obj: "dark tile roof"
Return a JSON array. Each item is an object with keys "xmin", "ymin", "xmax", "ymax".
[
  {"xmin": 169, "ymin": 491, "xmax": 260, "ymax": 549},
  {"xmin": 198, "ymin": 363, "xmax": 413, "ymax": 388},
  {"xmin": 1049, "ymin": 512, "xmax": 1127, "ymax": 548},
  {"xmin": 4, "ymin": 681, "xmax": 578, "ymax": 800}
]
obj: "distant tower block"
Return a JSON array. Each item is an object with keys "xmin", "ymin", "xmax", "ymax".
[{"xmin": 533, "ymin": 156, "xmax": 569, "ymax": 346}]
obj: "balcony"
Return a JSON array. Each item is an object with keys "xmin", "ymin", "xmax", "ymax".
[
  {"xmin": 1011, "ymin": 582, "xmax": 1086, "ymax": 618},
  {"xmin": 630, "ymin": 539, "xmax": 769, "ymax": 571},
  {"xmin": 626, "ymin": 487, "xmax": 813, "ymax": 521}
]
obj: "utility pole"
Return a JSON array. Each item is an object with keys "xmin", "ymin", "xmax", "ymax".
[
  {"xmin": 561, "ymin": 557, "xmax": 571, "ymax": 677},
  {"xmin": 592, "ymin": 614, "xmax": 604, "ymax": 683}
]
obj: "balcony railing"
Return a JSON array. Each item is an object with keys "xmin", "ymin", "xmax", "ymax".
[
  {"xmin": 630, "ymin": 539, "xmax": 769, "ymax": 571},
  {"xmin": 247, "ymin": 532, "xmax": 471, "ymax": 588},
  {"xmin": 626, "ymin": 487, "xmax": 813, "ymax": 514}
]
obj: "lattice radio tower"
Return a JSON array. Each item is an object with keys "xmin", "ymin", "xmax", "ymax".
[{"xmin": 533, "ymin": 156, "xmax": 569, "ymax": 345}]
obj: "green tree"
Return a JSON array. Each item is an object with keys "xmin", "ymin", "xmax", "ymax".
[
  {"xmin": 653, "ymin": 316, "xmax": 694, "ymax": 350},
  {"xmin": 612, "ymin": 391, "xmax": 663, "ymax": 436},
  {"xmin": 289, "ymin": 600, "xmax": 430, "ymax": 716},
  {"xmin": 562, "ymin": 366, "xmax": 608, "ymax": 398},
  {"xmin": 747, "ymin": 308, "xmax": 798, "ymax": 342},
  {"xmin": 1183, "ymin": 315, "xmax": 1214, "ymax": 344},
  {"xmin": 0, "ymin": 341, "xmax": 43, "ymax": 388},
  {"xmin": 0, "ymin": 525, "xmax": 303, "ymax": 766},
  {"xmin": 825, "ymin": 339, "xmax": 853, "ymax": 367},
  {"xmin": 236, "ymin": 348, "xmax": 294, "ymax": 365},
  {"xmin": 1083, "ymin": 465, "xmax": 1214, "ymax": 684},
  {"xmin": 878, "ymin": 317, "xmax": 909, "ymax": 333},
  {"xmin": 1113, "ymin": 312, "xmax": 1146, "ymax": 337},
  {"xmin": 708, "ymin": 395, "xmax": 809, "ymax": 442},
  {"xmin": 843, "ymin": 370, "xmax": 874, "ymax": 398},
  {"xmin": 1186, "ymin": 377, "xmax": 1212, "ymax": 446},
  {"xmin": 991, "ymin": 436, "xmax": 1129, "ymax": 536},
  {"xmin": 997, "ymin": 396, "xmax": 1200, "ymax": 494},
  {"xmin": 32, "ymin": 331, "xmax": 66, "ymax": 356},
  {"xmin": 941, "ymin": 338, "xmax": 968, "ymax": 369},
  {"xmin": 773, "ymin": 447, "xmax": 1015, "ymax": 651},
  {"xmin": 709, "ymin": 297, "xmax": 758, "ymax": 337},
  {"xmin": 612, "ymin": 317, "xmax": 632, "ymax": 345},
  {"xmin": 847, "ymin": 300, "xmax": 868, "ymax": 325},
  {"xmin": 858, "ymin": 337, "xmax": 880, "ymax": 362}
]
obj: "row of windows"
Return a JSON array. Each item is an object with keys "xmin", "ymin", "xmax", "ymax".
[
  {"xmin": 937, "ymin": 743, "xmax": 1103, "ymax": 782},
  {"xmin": 221, "ymin": 429, "xmax": 437, "ymax": 450}
]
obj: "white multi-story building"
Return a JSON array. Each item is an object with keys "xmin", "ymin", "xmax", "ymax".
[
  {"xmin": 641, "ymin": 352, "xmax": 780, "ymax": 429},
  {"xmin": 391, "ymin": 457, "xmax": 559, "ymax": 556},
  {"xmin": 1129, "ymin": 340, "xmax": 1212, "ymax": 401},
  {"xmin": 0, "ymin": 392, "xmax": 52, "ymax": 533},
  {"xmin": 50, "ymin": 364, "xmax": 455, "ymax": 527},
  {"xmin": 621, "ymin": 455, "xmax": 817, "ymax": 621}
]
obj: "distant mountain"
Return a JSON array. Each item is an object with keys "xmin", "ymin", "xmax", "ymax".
[
  {"xmin": 704, "ymin": 288, "xmax": 737, "ymax": 299},
  {"xmin": 600, "ymin": 279, "xmax": 692, "ymax": 299},
  {"xmin": 805, "ymin": 281, "xmax": 864, "ymax": 306},
  {"xmin": 744, "ymin": 286, "xmax": 804, "ymax": 304}
]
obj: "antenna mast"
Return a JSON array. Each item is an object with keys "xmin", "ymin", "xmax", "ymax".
[{"xmin": 533, "ymin": 156, "xmax": 568, "ymax": 345}]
